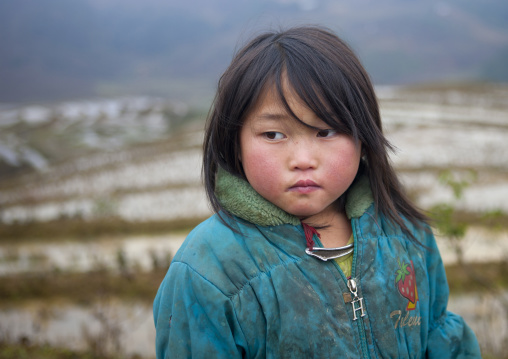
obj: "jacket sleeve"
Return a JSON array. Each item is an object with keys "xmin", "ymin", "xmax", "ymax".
[
  {"xmin": 423, "ymin": 228, "xmax": 481, "ymax": 358},
  {"xmin": 153, "ymin": 261, "xmax": 248, "ymax": 359}
]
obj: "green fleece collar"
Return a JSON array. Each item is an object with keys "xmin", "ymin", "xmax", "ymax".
[{"xmin": 215, "ymin": 168, "xmax": 374, "ymax": 227}]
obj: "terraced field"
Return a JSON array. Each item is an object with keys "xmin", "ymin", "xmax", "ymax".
[{"xmin": 0, "ymin": 84, "xmax": 507, "ymax": 358}]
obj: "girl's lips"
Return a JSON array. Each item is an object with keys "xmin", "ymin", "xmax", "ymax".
[{"xmin": 288, "ymin": 179, "xmax": 320, "ymax": 193}]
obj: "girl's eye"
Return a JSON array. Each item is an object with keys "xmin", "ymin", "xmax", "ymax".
[
  {"xmin": 263, "ymin": 132, "xmax": 285, "ymax": 140},
  {"xmin": 317, "ymin": 129, "xmax": 337, "ymax": 138}
]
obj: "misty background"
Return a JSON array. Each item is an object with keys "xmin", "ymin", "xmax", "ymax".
[
  {"xmin": 1, "ymin": 0, "xmax": 508, "ymax": 104},
  {"xmin": 1, "ymin": 1, "xmax": 508, "ymax": 358}
]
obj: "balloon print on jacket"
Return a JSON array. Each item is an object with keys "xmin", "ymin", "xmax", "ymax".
[{"xmin": 395, "ymin": 259, "xmax": 419, "ymax": 311}]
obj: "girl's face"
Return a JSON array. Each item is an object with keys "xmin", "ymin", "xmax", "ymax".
[{"xmin": 239, "ymin": 85, "xmax": 362, "ymax": 223}]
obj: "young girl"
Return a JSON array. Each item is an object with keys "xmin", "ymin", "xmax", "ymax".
[{"xmin": 153, "ymin": 26, "xmax": 480, "ymax": 358}]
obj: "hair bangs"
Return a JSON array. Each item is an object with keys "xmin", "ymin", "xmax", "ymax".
[{"xmin": 281, "ymin": 58, "xmax": 356, "ymax": 138}]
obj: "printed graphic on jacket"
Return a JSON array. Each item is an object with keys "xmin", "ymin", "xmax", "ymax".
[{"xmin": 395, "ymin": 259, "xmax": 419, "ymax": 311}]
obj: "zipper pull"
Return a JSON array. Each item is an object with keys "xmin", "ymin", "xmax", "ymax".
[{"xmin": 347, "ymin": 278, "xmax": 366, "ymax": 321}]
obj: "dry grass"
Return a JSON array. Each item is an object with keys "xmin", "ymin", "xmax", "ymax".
[
  {"xmin": 446, "ymin": 261, "xmax": 508, "ymax": 295},
  {"xmin": 1, "ymin": 207, "xmax": 505, "ymax": 243},
  {"xmin": 427, "ymin": 209, "xmax": 508, "ymax": 231},
  {"xmin": 0, "ymin": 342, "xmax": 142, "ymax": 359},
  {"xmin": 0, "ymin": 217, "xmax": 207, "ymax": 243},
  {"xmin": 0, "ymin": 259, "xmax": 507, "ymax": 307},
  {"xmin": 0, "ymin": 267, "xmax": 168, "ymax": 307}
]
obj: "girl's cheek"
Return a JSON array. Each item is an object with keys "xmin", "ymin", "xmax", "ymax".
[
  {"xmin": 246, "ymin": 151, "xmax": 278, "ymax": 175},
  {"xmin": 242, "ymin": 146, "xmax": 282, "ymax": 189}
]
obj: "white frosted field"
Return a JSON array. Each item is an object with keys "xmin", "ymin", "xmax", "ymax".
[
  {"xmin": 0, "ymin": 85, "xmax": 507, "ymax": 359},
  {"xmin": 2, "ymin": 86, "xmax": 506, "ymax": 223}
]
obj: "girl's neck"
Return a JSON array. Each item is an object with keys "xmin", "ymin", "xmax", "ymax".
[{"xmin": 302, "ymin": 210, "xmax": 352, "ymax": 248}]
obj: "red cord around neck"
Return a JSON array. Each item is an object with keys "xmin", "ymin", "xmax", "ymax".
[{"xmin": 302, "ymin": 222, "xmax": 321, "ymax": 251}]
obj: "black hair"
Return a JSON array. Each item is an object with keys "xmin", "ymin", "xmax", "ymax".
[{"xmin": 203, "ymin": 25, "xmax": 427, "ymax": 236}]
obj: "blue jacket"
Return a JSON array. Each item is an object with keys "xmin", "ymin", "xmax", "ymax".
[{"xmin": 153, "ymin": 173, "xmax": 481, "ymax": 358}]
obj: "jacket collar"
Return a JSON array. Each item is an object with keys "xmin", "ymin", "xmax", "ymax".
[{"xmin": 215, "ymin": 168, "xmax": 373, "ymax": 227}]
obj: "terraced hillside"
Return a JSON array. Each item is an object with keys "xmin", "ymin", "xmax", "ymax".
[{"xmin": 0, "ymin": 84, "xmax": 507, "ymax": 358}]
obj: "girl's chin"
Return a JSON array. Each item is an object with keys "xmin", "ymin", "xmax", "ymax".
[
  {"xmin": 290, "ymin": 209, "xmax": 326, "ymax": 220},
  {"xmin": 288, "ymin": 204, "xmax": 338, "ymax": 222}
]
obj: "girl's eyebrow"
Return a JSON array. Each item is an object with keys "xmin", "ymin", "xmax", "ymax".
[
  {"xmin": 256, "ymin": 112, "xmax": 329, "ymax": 132},
  {"xmin": 254, "ymin": 112, "xmax": 327, "ymax": 132},
  {"xmin": 255, "ymin": 112, "xmax": 289, "ymax": 121}
]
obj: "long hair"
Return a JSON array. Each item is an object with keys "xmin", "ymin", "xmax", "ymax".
[{"xmin": 203, "ymin": 25, "xmax": 427, "ymax": 236}]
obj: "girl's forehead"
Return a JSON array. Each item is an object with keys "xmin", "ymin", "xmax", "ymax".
[
  {"xmin": 254, "ymin": 81, "xmax": 304, "ymax": 112},
  {"xmin": 254, "ymin": 79, "xmax": 333, "ymax": 117},
  {"xmin": 252, "ymin": 85, "xmax": 304, "ymax": 116},
  {"xmin": 247, "ymin": 85, "xmax": 329, "ymax": 129}
]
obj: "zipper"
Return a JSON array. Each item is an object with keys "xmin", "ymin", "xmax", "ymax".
[
  {"xmin": 350, "ymin": 220, "xmax": 369, "ymax": 358},
  {"xmin": 313, "ymin": 219, "xmax": 370, "ymax": 358},
  {"xmin": 347, "ymin": 278, "xmax": 366, "ymax": 320}
]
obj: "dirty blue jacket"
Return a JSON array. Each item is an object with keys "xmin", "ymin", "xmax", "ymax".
[{"xmin": 153, "ymin": 173, "xmax": 481, "ymax": 358}]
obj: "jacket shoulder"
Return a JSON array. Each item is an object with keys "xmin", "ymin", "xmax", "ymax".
[
  {"xmin": 356, "ymin": 205, "xmax": 432, "ymax": 243},
  {"xmin": 170, "ymin": 214, "xmax": 304, "ymax": 297}
]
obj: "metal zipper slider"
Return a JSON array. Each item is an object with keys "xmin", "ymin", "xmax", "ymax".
[{"xmin": 347, "ymin": 278, "xmax": 366, "ymax": 321}]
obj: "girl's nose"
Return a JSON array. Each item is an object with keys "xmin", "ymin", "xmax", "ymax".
[{"xmin": 288, "ymin": 140, "xmax": 318, "ymax": 170}]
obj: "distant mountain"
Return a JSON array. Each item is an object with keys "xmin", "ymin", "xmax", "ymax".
[{"xmin": 1, "ymin": 0, "xmax": 507, "ymax": 103}]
